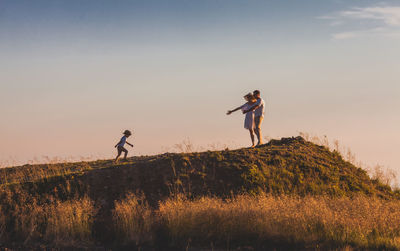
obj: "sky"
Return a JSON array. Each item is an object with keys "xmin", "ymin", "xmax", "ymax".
[{"xmin": 0, "ymin": 0, "xmax": 399, "ymax": 173}]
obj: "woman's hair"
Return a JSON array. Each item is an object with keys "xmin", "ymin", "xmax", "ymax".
[{"xmin": 244, "ymin": 93, "xmax": 256, "ymax": 102}]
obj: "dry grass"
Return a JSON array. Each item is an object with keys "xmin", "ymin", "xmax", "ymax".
[
  {"xmin": 0, "ymin": 195, "xmax": 96, "ymax": 247},
  {"xmin": 0, "ymin": 136, "xmax": 398, "ymax": 249},
  {"xmin": 0, "ymin": 157, "xmax": 117, "ymax": 185},
  {"xmin": 158, "ymin": 194, "xmax": 400, "ymax": 249},
  {"xmin": 160, "ymin": 138, "xmax": 235, "ymax": 154},
  {"xmin": 12, "ymin": 198, "xmax": 46, "ymax": 244},
  {"xmin": 0, "ymin": 155, "xmax": 105, "ymax": 168},
  {"xmin": 298, "ymin": 132, "xmax": 398, "ymax": 188},
  {"xmin": 112, "ymin": 193, "xmax": 153, "ymax": 244},
  {"xmin": 45, "ymin": 196, "xmax": 96, "ymax": 246},
  {"xmin": 2, "ymin": 191, "xmax": 400, "ymax": 249},
  {"xmin": 0, "ymin": 164, "xmax": 88, "ymax": 185}
]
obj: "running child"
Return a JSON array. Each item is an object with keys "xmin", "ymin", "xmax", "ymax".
[{"xmin": 115, "ymin": 130, "xmax": 133, "ymax": 161}]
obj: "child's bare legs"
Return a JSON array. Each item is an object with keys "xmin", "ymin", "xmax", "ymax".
[
  {"xmin": 249, "ymin": 129, "xmax": 255, "ymax": 147},
  {"xmin": 115, "ymin": 153, "xmax": 121, "ymax": 162},
  {"xmin": 115, "ymin": 146, "xmax": 128, "ymax": 162}
]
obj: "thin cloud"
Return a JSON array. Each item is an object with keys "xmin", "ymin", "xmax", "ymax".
[
  {"xmin": 332, "ymin": 27, "xmax": 391, "ymax": 40},
  {"xmin": 320, "ymin": 5, "xmax": 400, "ymax": 39},
  {"xmin": 340, "ymin": 6, "xmax": 400, "ymax": 26},
  {"xmin": 332, "ymin": 32, "xmax": 357, "ymax": 40}
]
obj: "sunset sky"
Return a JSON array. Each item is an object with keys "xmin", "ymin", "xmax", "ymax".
[{"xmin": 1, "ymin": 0, "xmax": 399, "ymax": 174}]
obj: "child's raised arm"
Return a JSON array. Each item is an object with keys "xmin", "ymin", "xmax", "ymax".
[{"xmin": 126, "ymin": 142, "xmax": 133, "ymax": 147}]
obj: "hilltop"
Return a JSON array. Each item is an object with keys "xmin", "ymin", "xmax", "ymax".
[
  {"xmin": 0, "ymin": 136, "xmax": 395, "ymax": 202},
  {"xmin": 0, "ymin": 136, "xmax": 398, "ymax": 249}
]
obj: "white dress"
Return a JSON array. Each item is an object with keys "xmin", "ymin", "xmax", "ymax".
[{"xmin": 240, "ymin": 103, "xmax": 255, "ymax": 130}]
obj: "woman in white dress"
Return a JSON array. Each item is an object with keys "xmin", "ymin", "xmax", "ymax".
[{"xmin": 227, "ymin": 93, "xmax": 257, "ymax": 147}]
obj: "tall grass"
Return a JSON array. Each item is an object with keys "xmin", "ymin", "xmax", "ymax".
[
  {"xmin": 0, "ymin": 154, "xmax": 105, "ymax": 168},
  {"xmin": 2, "ymin": 192, "xmax": 400, "ymax": 249},
  {"xmin": 112, "ymin": 193, "xmax": 153, "ymax": 244},
  {"xmin": 158, "ymin": 194, "xmax": 400, "ymax": 249},
  {"xmin": 0, "ymin": 196, "xmax": 96, "ymax": 247},
  {"xmin": 0, "ymin": 163, "xmax": 90, "ymax": 185},
  {"xmin": 0, "ymin": 158, "xmax": 116, "ymax": 185},
  {"xmin": 12, "ymin": 197, "xmax": 46, "ymax": 243},
  {"xmin": 298, "ymin": 132, "xmax": 398, "ymax": 188},
  {"xmin": 45, "ymin": 197, "xmax": 96, "ymax": 246}
]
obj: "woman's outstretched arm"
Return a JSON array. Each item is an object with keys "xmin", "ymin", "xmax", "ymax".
[{"xmin": 227, "ymin": 106, "xmax": 242, "ymax": 115}]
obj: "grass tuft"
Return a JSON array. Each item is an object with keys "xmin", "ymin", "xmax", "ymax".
[
  {"xmin": 45, "ymin": 196, "xmax": 96, "ymax": 246},
  {"xmin": 112, "ymin": 193, "xmax": 153, "ymax": 245}
]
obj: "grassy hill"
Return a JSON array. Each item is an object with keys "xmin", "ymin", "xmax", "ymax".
[
  {"xmin": 0, "ymin": 136, "xmax": 395, "ymax": 201},
  {"xmin": 0, "ymin": 136, "xmax": 398, "ymax": 249}
]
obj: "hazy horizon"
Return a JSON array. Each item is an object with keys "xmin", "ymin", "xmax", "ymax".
[{"xmin": 1, "ymin": 0, "xmax": 399, "ymax": 175}]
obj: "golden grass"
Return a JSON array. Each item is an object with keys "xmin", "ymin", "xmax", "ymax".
[
  {"xmin": 298, "ymin": 132, "xmax": 398, "ymax": 188},
  {"xmin": 12, "ymin": 198, "xmax": 45, "ymax": 243},
  {"xmin": 112, "ymin": 193, "xmax": 153, "ymax": 244},
  {"xmin": 0, "ymin": 136, "xmax": 398, "ymax": 249},
  {"xmin": 158, "ymin": 194, "xmax": 400, "ymax": 249},
  {"xmin": 1, "ymin": 192, "xmax": 400, "ymax": 249},
  {"xmin": 0, "ymin": 196, "xmax": 96, "ymax": 246},
  {"xmin": 45, "ymin": 197, "xmax": 96, "ymax": 246},
  {"xmin": 0, "ymin": 162, "xmax": 93, "ymax": 185}
]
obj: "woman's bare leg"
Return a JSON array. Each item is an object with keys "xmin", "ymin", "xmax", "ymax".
[{"xmin": 249, "ymin": 129, "xmax": 255, "ymax": 147}]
